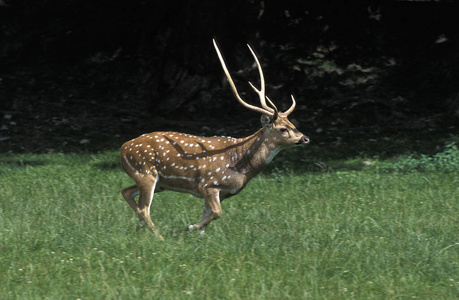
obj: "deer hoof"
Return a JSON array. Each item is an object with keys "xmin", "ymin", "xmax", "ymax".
[
  {"xmin": 186, "ymin": 225, "xmax": 196, "ymax": 231},
  {"xmin": 136, "ymin": 222, "xmax": 146, "ymax": 231}
]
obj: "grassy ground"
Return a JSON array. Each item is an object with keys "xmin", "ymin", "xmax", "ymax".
[{"xmin": 0, "ymin": 149, "xmax": 458, "ymax": 299}]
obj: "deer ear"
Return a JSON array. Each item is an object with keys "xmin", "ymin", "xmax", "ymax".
[{"xmin": 260, "ymin": 114, "xmax": 272, "ymax": 127}]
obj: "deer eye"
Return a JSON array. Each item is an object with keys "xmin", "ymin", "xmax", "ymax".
[{"xmin": 280, "ymin": 127, "xmax": 288, "ymax": 134}]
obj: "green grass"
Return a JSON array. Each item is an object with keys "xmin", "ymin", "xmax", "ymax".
[{"xmin": 0, "ymin": 151, "xmax": 458, "ymax": 299}]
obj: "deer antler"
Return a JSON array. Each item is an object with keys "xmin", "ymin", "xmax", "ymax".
[
  {"xmin": 246, "ymin": 45, "xmax": 277, "ymax": 115},
  {"xmin": 280, "ymin": 95, "xmax": 296, "ymax": 117},
  {"xmin": 265, "ymin": 96, "xmax": 279, "ymax": 120},
  {"xmin": 213, "ymin": 39, "xmax": 274, "ymax": 118}
]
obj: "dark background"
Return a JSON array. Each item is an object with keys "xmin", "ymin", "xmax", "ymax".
[{"xmin": 1, "ymin": 0, "xmax": 458, "ymax": 155}]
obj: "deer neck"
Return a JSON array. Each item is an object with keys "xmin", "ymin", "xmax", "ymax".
[{"xmin": 233, "ymin": 127, "xmax": 283, "ymax": 178}]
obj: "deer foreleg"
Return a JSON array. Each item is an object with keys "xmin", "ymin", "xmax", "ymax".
[
  {"xmin": 195, "ymin": 202, "xmax": 213, "ymax": 234},
  {"xmin": 187, "ymin": 188, "xmax": 222, "ymax": 231}
]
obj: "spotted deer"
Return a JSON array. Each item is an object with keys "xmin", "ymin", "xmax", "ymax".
[{"xmin": 120, "ymin": 40, "xmax": 309, "ymax": 239}]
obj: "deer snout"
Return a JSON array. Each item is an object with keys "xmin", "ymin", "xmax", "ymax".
[{"xmin": 297, "ymin": 135, "xmax": 310, "ymax": 145}]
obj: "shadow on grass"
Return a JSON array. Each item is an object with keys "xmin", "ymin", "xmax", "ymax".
[
  {"xmin": 92, "ymin": 161, "xmax": 121, "ymax": 171},
  {"xmin": 0, "ymin": 158, "xmax": 46, "ymax": 168}
]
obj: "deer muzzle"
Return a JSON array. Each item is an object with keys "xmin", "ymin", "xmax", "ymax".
[{"xmin": 297, "ymin": 135, "xmax": 310, "ymax": 145}]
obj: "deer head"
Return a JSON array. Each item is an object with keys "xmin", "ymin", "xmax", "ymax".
[{"xmin": 213, "ymin": 39, "xmax": 309, "ymax": 149}]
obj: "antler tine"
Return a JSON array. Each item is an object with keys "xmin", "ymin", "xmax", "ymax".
[
  {"xmin": 265, "ymin": 96, "xmax": 279, "ymax": 120},
  {"xmin": 248, "ymin": 44, "xmax": 298, "ymax": 118},
  {"xmin": 246, "ymin": 45, "xmax": 275, "ymax": 115},
  {"xmin": 213, "ymin": 39, "xmax": 272, "ymax": 117},
  {"xmin": 281, "ymin": 95, "xmax": 296, "ymax": 117}
]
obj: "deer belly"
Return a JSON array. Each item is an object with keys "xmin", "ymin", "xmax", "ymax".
[
  {"xmin": 156, "ymin": 172, "xmax": 202, "ymax": 195},
  {"xmin": 156, "ymin": 180, "xmax": 203, "ymax": 198}
]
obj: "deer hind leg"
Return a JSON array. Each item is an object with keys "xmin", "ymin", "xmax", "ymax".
[
  {"xmin": 121, "ymin": 184, "xmax": 150, "ymax": 229},
  {"xmin": 121, "ymin": 184, "xmax": 141, "ymax": 217},
  {"xmin": 187, "ymin": 188, "xmax": 222, "ymax": 232},
  {"xmin": 121, "ymin": 175, "xmax": 164, "ymax": 240}
]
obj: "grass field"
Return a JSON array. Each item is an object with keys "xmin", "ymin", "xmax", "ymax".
[{"xmin": 0, "ymin": 148, "xmax": 458, "ymax": 299}]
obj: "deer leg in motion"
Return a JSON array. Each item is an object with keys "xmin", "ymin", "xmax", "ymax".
[
  {"xmin": 187, "ymin": 188, "xmax": 222, "ymax": 232},
  {"xmin": 194, "ymin": 202, "xmax": 213, "ymax": 235},
  {"xmin": 121, "ymin": 176, "xmax": 164, "ymax": 240}
]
